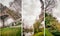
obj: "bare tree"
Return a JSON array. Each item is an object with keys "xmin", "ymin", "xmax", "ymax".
[
  {"xmin": 39, "ymin": 0, "xmax": 56, "ymax": 22},
  {"xmin": 45, "ymin": 0, "xmax": 56, "ymax": 13},
  {"xmin": 39, "ymin": 0, "xmax": 44, "ymax": 22},
  {"xmin": 10, "ymin": 0, "xmax": 22, "ymax": 12},
  {"xmin": 40, "ymin": 0, "xmax": 44, "ymax": 10},
  {"xmin": 33, "ymin": 0, "xmax": 44, "ymax": 34},
  {"xmin": 9, "ymin": 0, "xmax": 22, "ymax": 20}
]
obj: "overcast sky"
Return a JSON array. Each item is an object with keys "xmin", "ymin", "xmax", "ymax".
[
  {"xmin": 22, "ymin": 0, "xmax": 41, "ymax": 28},
  {"xmin": 0, "ymin": 0, "xmax": 14, "ymax": 7},
  {"xmin": 52, "ymin": 0, "xmax": 60, "ymax": 22}
]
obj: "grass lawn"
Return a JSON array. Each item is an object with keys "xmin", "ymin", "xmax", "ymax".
[
  {"xmin": 0, "ymin": 27, "xmax": 21, "ymax": 36},
  {"xmin": 33, "ymin": 32, "xmax": 44, "ymax": 36},
  {"xmin": 45, "ymin": 28, "xmax": 54, "ymax": 36}
]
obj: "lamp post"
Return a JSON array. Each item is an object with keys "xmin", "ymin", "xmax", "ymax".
[{"xmin": 0, "ymin": 15, "xmax": 8, "ymax": 28}]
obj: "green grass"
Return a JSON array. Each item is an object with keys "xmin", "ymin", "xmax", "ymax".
[
  {"xmin": 33, "ymin": 32, "xmax": 44, "ymax": 36},
  {"xmin": 45, "ymin": 28, "xmax": 54, "ymax": 36},
  {"xmin": 0, "ymin": 27, "xmax": 21, "ymax": 36}
]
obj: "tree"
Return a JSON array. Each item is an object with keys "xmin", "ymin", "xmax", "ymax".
[
  {"xmin": 0, "ymin": 15, "xmax": 8, "ymax": 28},
  {"xmin": 45, "ymin": 0, "xmax": 56, "ymax": 13},
  {"xmin": 39, "ymin": 0, "xmax": 44, "ymax": 23},
  {"xmin": 10, "ymin": 0, "xmax": 22, "ymax": 12}
]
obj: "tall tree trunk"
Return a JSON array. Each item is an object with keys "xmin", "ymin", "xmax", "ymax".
[{"xmin": 39, "ymin": 0, "xmax": 44, "ymax": 22}]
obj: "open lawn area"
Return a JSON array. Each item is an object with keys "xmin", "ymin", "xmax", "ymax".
[
  {"xmin": 0, "ymin": 27, "xmax": 21, "ymax": 36},
  {"xmin": 33, "ymin": 32, "xmax": 44, "ymax": 36}
]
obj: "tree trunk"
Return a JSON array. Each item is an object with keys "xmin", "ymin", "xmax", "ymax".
[{"xmin": 2, "ymin": 19, "xmax": 5, "ymax": 28}]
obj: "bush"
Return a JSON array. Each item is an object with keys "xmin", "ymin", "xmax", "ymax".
[{"xmin": 52, "ymin": 31, "xmax": 60, "ymax": 36}]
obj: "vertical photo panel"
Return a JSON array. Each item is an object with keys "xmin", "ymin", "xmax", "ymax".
[
  {"xmin": 45, "ymin": 0, "xmax": 60, "ymax": 36},
  {"xmin": 22, "ymin": 0, "xmax": 44, "ymax": 36},
  {"xmin": 0, "ymin": 0, "xmax": 22, "ymax": 36}
]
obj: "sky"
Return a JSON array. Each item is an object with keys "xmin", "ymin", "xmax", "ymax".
[
  {"xmin": 0, "ymin": 0, "xmax": 14, "ymax": 7},
  {"xmin": 52, "ymin": 0, "xmax": 60, "ymax": 22},
  {"xmin": 22, "ymin": 0, "xmax": 41, "ymax": 28}
]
